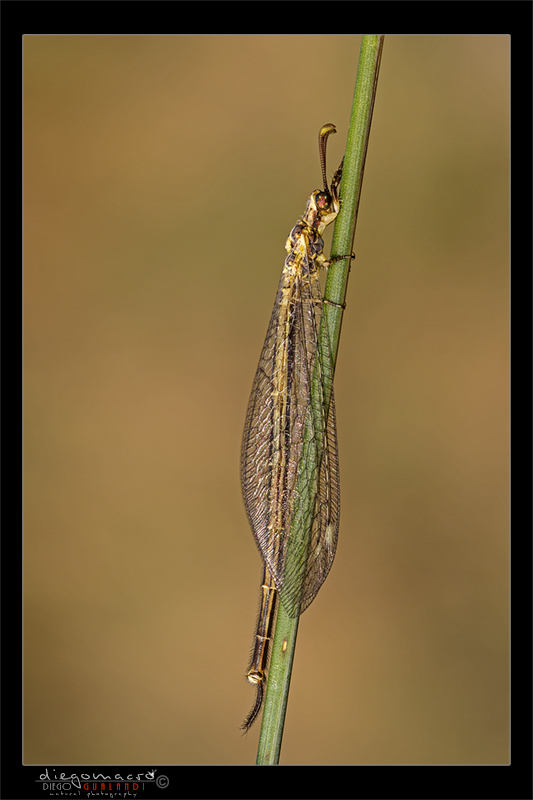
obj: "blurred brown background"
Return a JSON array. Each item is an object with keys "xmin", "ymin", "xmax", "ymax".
[{"xmin": 24, "ymin": 35, "xmax": 509, "ymax": 765}]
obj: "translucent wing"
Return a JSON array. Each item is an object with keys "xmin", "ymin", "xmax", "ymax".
[{"xmin": 241, "ymin": 251, "xmax": 340, "ymax": 617}]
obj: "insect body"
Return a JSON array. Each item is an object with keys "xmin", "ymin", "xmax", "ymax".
[{"xmin": 241, "ymin": 124, "xmax": 346, "ymax": 731}]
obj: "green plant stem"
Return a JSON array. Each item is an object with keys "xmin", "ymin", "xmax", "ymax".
[
  {"xmin": 255, "ymin": 35, "xmax": 385, "ymax": 766},
  {"xmin": 324, "ymin": 34, "xmax": 385, "ymax": 363}
]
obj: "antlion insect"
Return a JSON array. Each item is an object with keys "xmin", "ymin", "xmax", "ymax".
[{"xmin": 241, "ymin": 124, "xmax": 350, "ymax": 732}]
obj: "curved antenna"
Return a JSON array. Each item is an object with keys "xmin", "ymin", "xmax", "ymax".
[{"xmin": 318, "ymin": 123, "xmax": 337, "ymax": 192}]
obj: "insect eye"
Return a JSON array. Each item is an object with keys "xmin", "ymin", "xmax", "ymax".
[{"xmin": 316, "ymin": 192, "xmax": 332, "ymax": 210}]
